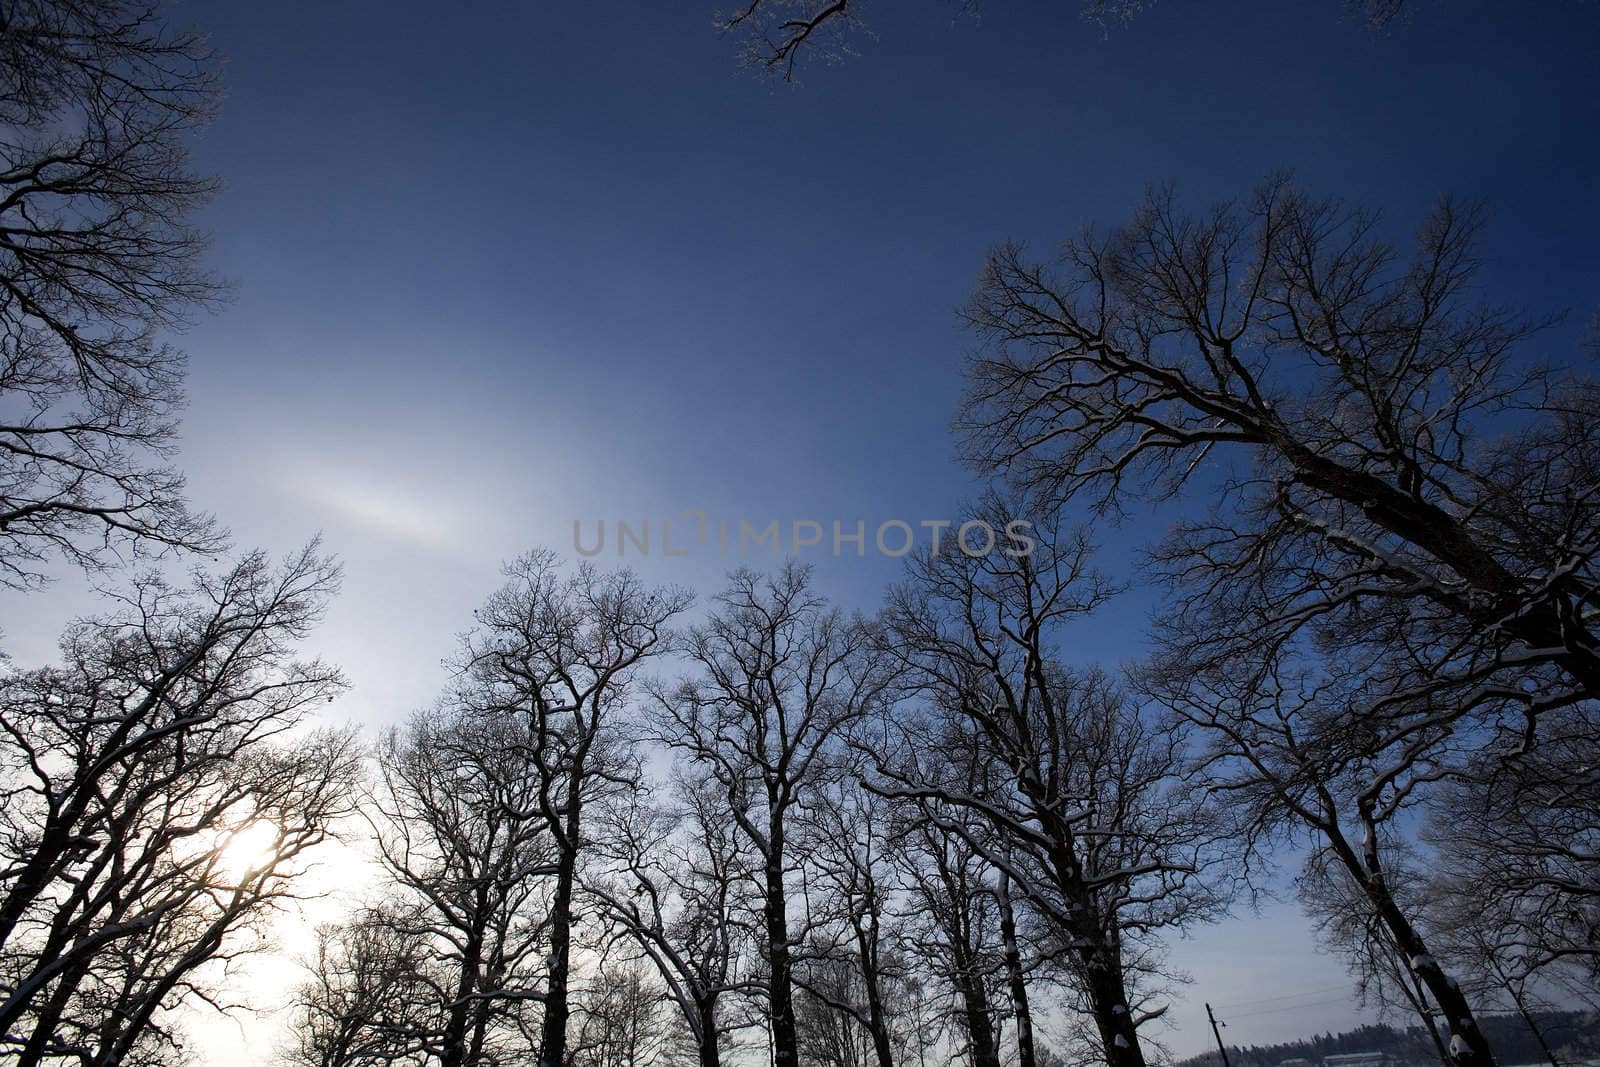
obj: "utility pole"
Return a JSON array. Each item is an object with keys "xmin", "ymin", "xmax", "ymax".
[{"xmin": 1206, "ymin": 1003, "xmax": 1233, "ymax": 1067}]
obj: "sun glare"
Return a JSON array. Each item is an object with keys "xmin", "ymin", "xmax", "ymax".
[{"xmin": 220, "ymin": 821, "xmax": 281, "ymax": 882}]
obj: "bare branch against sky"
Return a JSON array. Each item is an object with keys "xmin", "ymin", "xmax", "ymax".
[{"xmin": 0, "ymin": 1, "xmax": 1595, "ymax": 1065}]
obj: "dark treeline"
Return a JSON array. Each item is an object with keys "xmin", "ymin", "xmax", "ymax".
[
  {"xmin": 2, "ymin": 1, "xmax": 1597, "ymax": 1066},
  {"xmin": 1177, "ymin": 1013, "xmax": 1600, "ymax": 1067}
]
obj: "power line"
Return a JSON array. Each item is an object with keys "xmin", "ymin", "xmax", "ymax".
[
  {"xmin": 1212, "ymin": 985, "xmax": 1351, "ymax": 1012},
  {"xmin": 1225, "ymin": 996, "xmax": 1354, "ymax": 1021}
]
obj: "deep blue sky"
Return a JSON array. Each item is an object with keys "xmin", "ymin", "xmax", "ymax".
[
  {"xmin": 152, "ymin": 0, "xmax": 1596, "ymax": 741},
  {"xmin": 6, "ymin": 0, "xmax": 1597, "ymax": 1058},
  {"xmin": 160, "ymin": 0, "xmax": 1597, "ymax": 680}
]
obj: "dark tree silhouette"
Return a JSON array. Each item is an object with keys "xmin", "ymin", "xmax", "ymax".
[
  {"xmin": 1, "ymin": 0, "xmax": 227, "ymax": 586},
  {"xmin": 655, "ymin": 563, "xmax": 898, "ymax": 1067},
  {"xmin": 875, "ymin": 499, "xmax": 1225, "ymax": 1067},
  {"xmin": 462, "ymin": 551, "xmax": 691, "ymax": 1067},
  {"xmin": 0, "ymin": 546, "xmax": 357, "ymax": 1063},
  {"xmin": 961, "ymin": 181, "xmax": 1600, "ymax": 713},
  {"xmin": 1425, "ymin": 710, "xmax": 1600, "ymax": 1008},
  {"xmin": 1149, "ymin": 649, "xmax": 1503, "ymax": 1067},
  {"xmin": 365, "ymin": 707, "xmax": 553, "ymax": 1067},
  {"xmin": 890, "ymin": 798, "xmax": 1006, "ymax": 1067},
  {"xmin": 794, "ymin": 777, "xmax": 905, "ymax": 1067},
  {"xmin": 285, "ymin": 905, "xmax": 443, "ymax": 1067},
  {"xmin": 718, "ymin": 0, "xmax": 1456, "ymax": 78},
  {"xmin": 569, "ymin": 962, "xmax": 672, "ymax": 1067},
  {"xmin": 955, "ymin": 177, "xmax": 1600, "ymax": 1067},
  {"xmin": 587, "ymin": 773, "xmax": 762, "ymax": 1067}
]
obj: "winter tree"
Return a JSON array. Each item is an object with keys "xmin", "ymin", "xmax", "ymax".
[
  {"xmin": 284, "ymin": 905, "xmax": 441, "ymax": 1067},
  {"xmin": 888, "ymin": 794, "xmax": 1007, "ymax": 1067},
  {"xmin": 1, "ymin": 0, "xmax": 226, "ymax": 586},
  {"xmin": 793, "ymin": 952, "xmax": 886, "ymax": 1067},
  {"xmin": 1149, "ymin": 645, "xmax": 1504, "ymax": 1067},
  {"xmin": 960, "ymin": 181, "xmax": 1600, "ymax": 714},
  {"xmin": 794, "ymin": 776, "xmax": 908, "ymax": 1067},
  {"xmin": 363, "ymin": 706, "xmax": 554, "ymax": 1067},
  {"xmin": 1299, "ymin": 845, "xmax": 1455, "ymax": 1065},
  {"xmin": 954, "ymin": 181, "xmax": 1600, "ymax": 1067},
  {"xmin": 718, "ymin": 0, "xmax": 1442, "ymax": 78},
  {"xmin": 460, "ymin": 551, "xmax": 691, "ymax": 1067},
  {"xmin": 654, "ymin": 563, "xmax": 899, "ymax": 1067},
  {"xmin": 875, "ymin": 499, "xmax": 1224, "ymax": 1067},
  {"xmin": 586, "ymin": 772, "xmax": 761, "ymax": 1067},
  {"xmin": 569, "ymin": 962, "xmax": 672, "ymax": 1067},
  {"xmin": 1424, "ymin": 710, "xmax": 1600, "ymax": 1012},
  {"xmin": 0, "ymin": 546, "xmax": 358, "ymax": 1064}
]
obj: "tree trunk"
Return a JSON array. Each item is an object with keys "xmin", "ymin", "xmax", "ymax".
[
  {"xmin": 950, "ymin": 946, "xmax": 1002, "ymax": 1067},
  {"xmin": 1399, "ymin": 965, "xmax": 1452, "ymax": 1067},
  {"xmin": 696, "ymin": 999, "xmax": 722, "ymax": 1067},
  {"xmin": 15, "ymin": 969, "xmax": 76, "ymax": 1067},
  {"xmin": 1393, "ymin": 935, "xmax": 1495, "ymax": 1067},
  {"xmin": 441, "ymin": 913, "xmax": 487, "ymax": 1067},
  {"xmin": 1082, "ymin": 952, "xmax": 1145, "ymax": 1067},
  {"xmin": 538, "ymin": 822, "xmax": 580, "ymax": 1067},
  {"xmin": 997, "ymin": 870, "xmax": 1036, "ymax": 1067},
  {"xmin": 1040, "ymin": 831, "xmax": 1145, "ymax": 1067},
  {"xmin": 854, "ymin": 910, "xmax": 896, "ymax": 1067},
  {"xmin": 1331, "ymin": 831, "xmax": 1497, "ymax": 1067},
  {"xmin": 1507, "ymin": 982, "xmax": 1561, "ymax": 1067},
  {"xmin": 468, "ymin": 987, "xmax": 492, "ymax": 1067},
  {"xmin": 764, "ymin": 821, "xmax": 800, "ymax": 1067}
]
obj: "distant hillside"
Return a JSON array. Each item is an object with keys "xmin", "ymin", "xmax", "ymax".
[{"xmin": 1175, "ymin": 1011, "xmax": 1600, "ymax": 1067}]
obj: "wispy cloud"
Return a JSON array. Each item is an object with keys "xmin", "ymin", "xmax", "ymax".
[{"xmin": 293, "ymin": 474, "xmax": 472, "ymax": 553}]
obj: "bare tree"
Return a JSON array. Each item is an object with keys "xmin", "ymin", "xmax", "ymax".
[
  {"xmin": 1, "ymin": 0, "xmax": 227, "ymax": 587},
  {"xmin": 993, "ymin": 860, "xmax": 1038, "ymax": 1067},
  {"xmin": 890, "ymin": 800, "xmax": 1006, "ymax": 1067},
  {"xmin": 956, "ymin": 182, "xmax": 1600, "ymax": 1067},
  {"xmin": 461, "ymin": 551, "xmax": 691, "ymax": 1067},
  {"xmin": 654, "ymin": 563, "xmax": 899, "ymax": 1067},
  {"xmin": 1299, "ymin": 845, "xmax": 1453, "ymax": 1066},
  {"xmin": 1424, "ymin": 712, "xmax": 1600, "ymax": 1009},
  {"xmin": 892, "ymin": 971, "xmax": 946, "ymax": 1067},
  {"xmin": 1149, "ymin": 647, "xmax": 1502, "ymax": 1067},
  {"xmin": 283, "ymin": 906, "xmax": 440, "ymax": 1067},
  {"xmin": 794, "ymin": 952, "xmax": 883, "ymax": 1067},
  {"xmin": 587, "ymin": 772, "xmax": 761, "ymax": 1067},
  {"xmin": 717, "ymin": 0, "xmax": 864, "ymax": 79},
  {"xmin": 570, "ymin": 962, "xmax": 673, "ymax": 1067},
  {"xmin": 874, "ymin": 500, "xmax": 1222, "ymax": 1067},
  {"xmin": 716, "ymin": 0, "xmax": 1462, "ymax": 78},
  {"xmin": 1429, "ymin": 908, "xmax": 1571, "ymax": 1067},
  {"xmin": 365, "ymin": 706, "xmax": 553, "ymax": 1067},
  {"xmin": 795, "ymin": 776, "xmax": 906, "ymax": 1067},
  {"xmin": 0, "ymin": 546, "xmax": 358, "ymax": 1064},
  {"xmin": 960, "ymin": 181, "xmax": 1600, "ymax": 716}
]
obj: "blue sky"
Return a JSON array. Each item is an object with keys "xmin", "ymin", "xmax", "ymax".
[
  {"xmin": 5, "ymin": 0, "xmax": 1597, "ymax": 1058},
  {"xmin": 162, "ymin": 0, "xmax": 1594, "ymax": 753}
]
